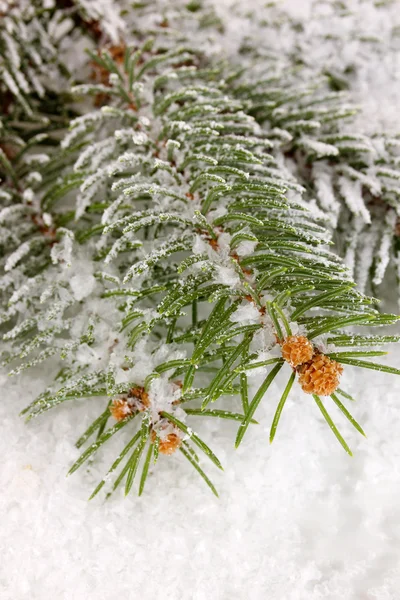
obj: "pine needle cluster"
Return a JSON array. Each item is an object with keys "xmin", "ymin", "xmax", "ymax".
[{"xmin": 1, "ymin": 0, "xmax": 400, "ymax": 498}]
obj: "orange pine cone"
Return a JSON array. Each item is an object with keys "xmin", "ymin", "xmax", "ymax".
[
  {"xmin": 128, "ymin": 386, "xmax": 150, "ymax": 408},
  {"xmin": 281, "ymin": 335, "xmax": 314, "ymax": 367},
  {"xmin": 110, "ymin": 397, "xmax": 134, "ymax": 421},
  {"xmin": 298, "ymin": 354, "xmax": 343, "ymax": 396},
  {"xmin": 151, "ymin": 431, "xmax": 181, "ymax": 455}
]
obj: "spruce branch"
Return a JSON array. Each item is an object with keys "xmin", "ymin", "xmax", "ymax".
[{"xmin": 1, "ymin": 8, "xmax": 400, "ymax": 499}]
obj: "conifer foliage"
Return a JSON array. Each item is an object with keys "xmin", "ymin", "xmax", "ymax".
[
  {"xmin": 1, "ymin": 1, "xmax": 400, "ymax": 498},
  {"xmin": 225, "ymin": 0, "xmax": 400, "ymax": 297}
]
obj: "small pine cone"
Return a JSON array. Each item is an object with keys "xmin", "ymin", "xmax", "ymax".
[
  {"xmin": 141, "ymin": 391, "xmax": 150, "ymax": 408},
  {"xmin": 159, "ymin": 434, "xmax": 181, "ymax": 455},
  {"xmin": 127, "ymin": 386, "xmax": 150, "ymax": 410},
  {"xmin": 151, "ymin": 430, "xmax": 181, "ymax": 455},
  {"xmin": 110, "ymin": 398, "xmax": 134, "ymax": 421},
  {"xmin": 281, "ymin": 335, "xmax": 314, "ymax": 367},
  {"xmin": 298, "ymin": 354, "xmax": 343, "ymax": 396}
]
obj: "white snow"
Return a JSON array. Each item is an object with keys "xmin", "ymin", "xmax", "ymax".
[
  {"xmin": 214, "ymin": 264, "xmax": 241, "ymax": 287},
  {"xmin": 69, "ymin": 263, "xmax": 96, "ymax": 301},
  {"xmin": 230, "ymin": 302, "xmax": 260, "ymax": 324},
  {"xmin": 2, "ymin": 349, "xmax": 400, "ymax": 599},
  {"xmin": 338, "ymin": 177, "xmax": 371, "ymax": 224}
]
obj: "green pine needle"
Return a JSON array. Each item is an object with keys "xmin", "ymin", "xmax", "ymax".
[
  {"xmin": 330, "ymin": 393, "xmax": 366, "ymax": 437},
  {"xmin": 312, "ymin": 394, "xmax": 352, "ymax": 456},
  {"xmin": 180, "ymin": 445, "xmax": 219, "ymax": 497},
  {"xmin": 76, "ymin": 403, "xmax": 111, "ymax": 449},
  {"xmin": 331, "ymin": 357, "xmax": 400, "ymax": 375},
  {"xmin": 68, "ymin": 415, "xmax": 135, "ymax": 476},
  {"xmin": 335, "ymin": 388, "xmax": 356, "ymax": 402},
  {"xmin": 185, "ymin": 408, "xmax": 258, "ymax": 423},
  {"xmin": 138, "ymin": 443, "xmax": 154, "ymax": 496},
  {"xmin": 125, "ymin": 433, "xmax": 148, "ymax": 496},
  {"xmin": 236, "ymin": 362, "xmax": 284, "ymax": 448},
  {"xmin": 270, "ymin": 372, "xmax": 296, "ymax": 444},
  {"xmin": 160, "ymin": 411, "xmax": 223, "ymax": 470},
  {"xmin": 89, "ymin": 431, "xmax": 141, "ymax": 500}
]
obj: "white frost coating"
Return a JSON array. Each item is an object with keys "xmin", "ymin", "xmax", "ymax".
[
  {"xmin": 5, "ymin": 240, "xmax": 35, "ymax": 272},
  {"xmin": 11, "ymin": 63, "xmax": 30, "ymax": 94},
  {"xmin": 8, "ymin": 276, "xmax": 40, "ymax": 306},
  {"xmin": 123, "ymin": 341, "xmax": 187, "ymax": 387},
  {"xmin": 76, "ymin": 169, "xmax": 108, "ymax": 219},
  {"xmin": 299, "ymin": 137, "xmax": 339, "ymax": 158},
  {"xmin": 22, "ymin": 189, "xmax": 34, "ymax": 202},
  {"xmin": 101, "ymin": 194, "xmax": 126, "ymax": 225},
  {"xmin": 75, "ymin": 342, "xmax": 100, "ymax": 366},
  {"xmin": 313, "ymin": 162, "xmax": 341, "ymax": 226},
  {"xmin": 69, "ymin": 273, "xmax": 96, "ymax": 301},
  {"xmin": 74, "ymin": 139, "xmax": 114, "ymax": 172},
  {"xmin": 51, "ymin": 228, "xmax": 74, "ymax": 268},
  {"xmin": 338, "ymin": 177, "xmax": 371, "ymax": 224},
  {"xmin": 131, "ymin": 131, "xmax": 149, "ymax": 145},
  {"xmin": 61, "ymin": 112, "xmax": 103, "ymax": 150},
  {"xmin": 109, "ymin": 73, "xmax": 119, "ymax": 86},
  {"xmin": 355, "ymin": 221, "xmax": 381, "ymax": 294},
  {"xmin": 104, "ymin": 231, "xmax": 142, "ymax": 265},
  {"xmin": 340, "ymin": 165, "xmax": 381, "ymax": 197},
  {"xmin": 26, "ymin": 67, "xmax": 46, "ymax": 98},
  {"xmin": 230, "ymin": 303, "xmax": 260, "ymax": 325},
  {"xmin": 77, "ymin": 0, "xmax": 125, "ymax": 42},
  {"xmin": 192, "ymin": 234, "xmax": 209, "ymax": 255},
  {"xmin": 24, "ymin": 154, "xmax": 50, "ymax": 165},
  {"xmin": 3, "ymin": 29, "xmax": 20, "ymax": 68},
  {"xmin": 42, "ymin": 213, "xmax": 52, "ymax": 227},
  {"xmin": 26, "ymin": 171, "xmax": 42, "ymax": 184},
  {"xmin": 2, "ymin": 69, "xmax": 21, "ymax": 97},
  {"xmin": 344, "ymin": 217, "xmax": 366, "ymax": 280},
  {"xmin": 114, "ymin": 128, "xmax": 137, "ymax": 143},
  {"xmin": 373, "ymin": 210, "xmax": 397, "ymax": 286},
  {"xmin": 235, "ymin": 239, "xmax": 257, "ymax": 257},
  {"xmin": 0, "ymin": 190, "xmax": 12, "ymax": 201},
  {"xmin": 214, "ymin": 265, "xmax": 241, "ymax": 287},
  {"xmin": 139, "ymin": 116, "xmax": 150, "ymax": 128},
  {"xmin": 0, "ymin": 205, "xmax": 29, "ymax": 223},
  {"xmin": 215, "ymin": 231, "xmax": 231, "ymax": 253},
  {"xmin": 147, "ymin": 377, "xmax": 183, "ymax": 425},
  {"xmin": 48, "ymin": 15, "xmax": 74, "ymax": 41}
]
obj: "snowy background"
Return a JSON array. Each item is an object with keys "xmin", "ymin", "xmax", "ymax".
[{"xmin": 1, "ymin": 0, "xmax": 400, "ymax": 599}]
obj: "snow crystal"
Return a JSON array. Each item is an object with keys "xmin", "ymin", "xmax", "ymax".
[
  {"xmin": 69, "ymin": 273, "xmax": 96, "ymax": 301},
  {"xmin": 235, "ymin": 239, "xmax": 257, "ymax": 257},
  {"xmin": 22, "ymin": 189, "xmax": 34, "ymax": 202},
  {"xmin": 192, "ymin": 234, "xmax": 209, "ymax": 255},
  {"xmin": 338, "ymin": 176, "xmax": 371, "ymax": 224},
  {"xmin": 147, "ymin": 377, "xmax": 183, "ymax": 425},
  {"xmin": 214, "ymin": 264, "xmax": 241, "ymax": 287},
  {"xmin": 313, "ymin": 162, "xmax": 341, "ymax": 226},
  {"xmin": 75, "ymin": 342, "xmax": 100, "ymax": 366},
  {"xmin": 299, "ymin": 137, "xmax": 339, "ymax": 158},
  {"xmin": 24, "ymin": 154, "xmax": 50, "ymax": 165},
  {"xmin": 4, "ymin": 240, "xmax": 34, "ymax": 272},
  {"xmin": 373, "ymin": 210, "xmax": 397, "ymax": 287},
  {"xmin": 2, "ymin": 69, "xmax": 21, "ymax": 98},
  {"xmin": 230, "ymin": 303, "xmax": 260, "ymax": 325},
  {"xmin": 355, "ymin": 221, "xmax": 380, "ymax": 293},
  {"xmin": 51, "ymin": 229, "xmax": 74, "ymax": 268}
]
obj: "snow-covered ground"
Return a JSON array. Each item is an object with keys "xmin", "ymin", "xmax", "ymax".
[
  {"xmin": 2, "ymin": 349, "xmax": 400, "ymax": 599},
  {"xmin": 1, "ymin": 1, "xmax": 400, "ymax": 599}
]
